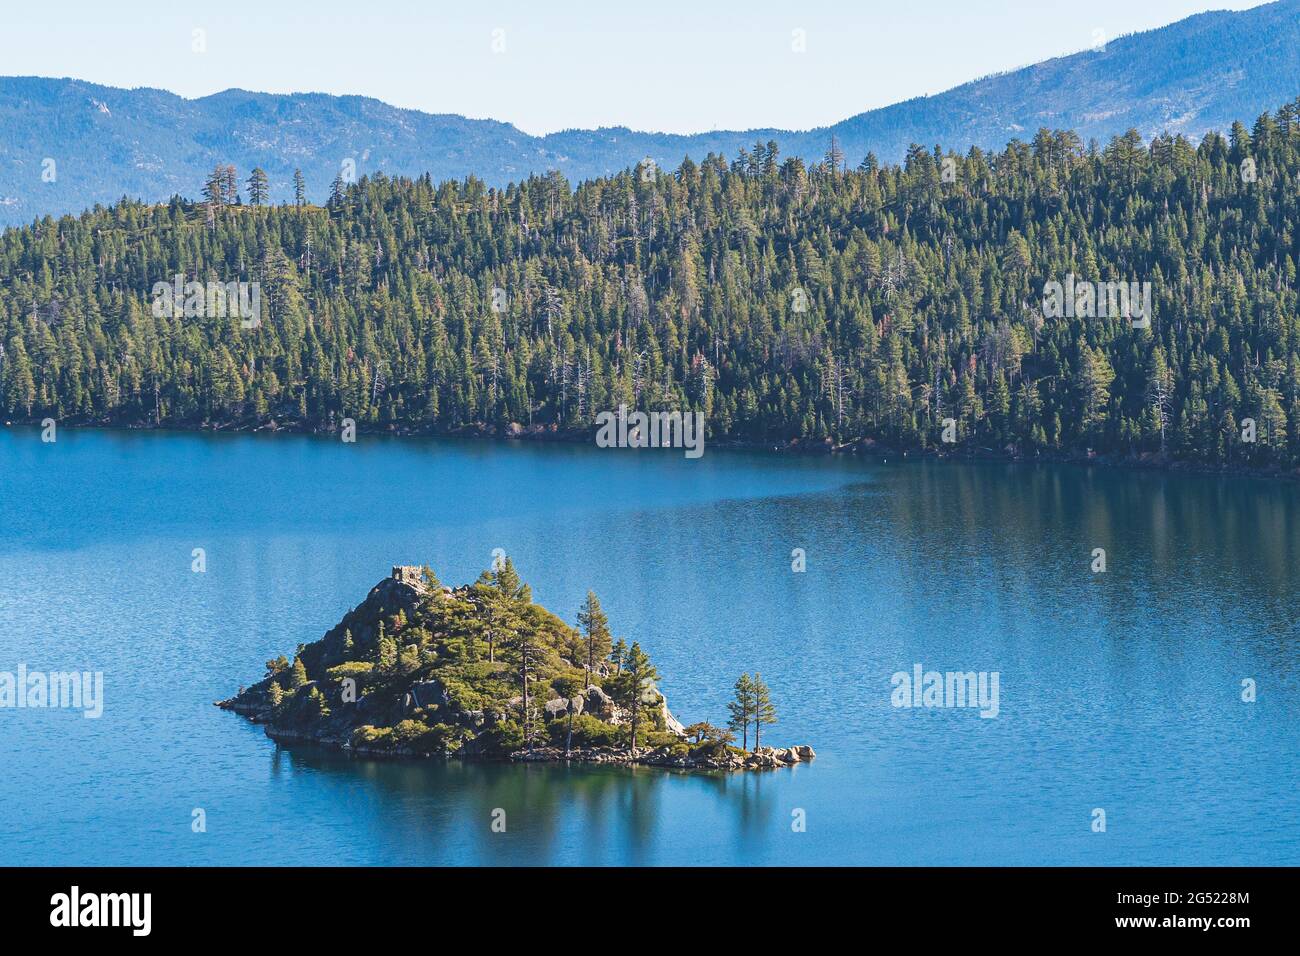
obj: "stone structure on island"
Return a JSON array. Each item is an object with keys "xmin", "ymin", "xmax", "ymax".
[{"xmin": 390, "ymin": 566, "xmax": 427, "ymax": 590}]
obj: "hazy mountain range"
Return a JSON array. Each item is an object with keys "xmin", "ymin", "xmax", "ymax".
[{"xmin": 1, "ymin": 0, "xmax": 1298, "ymax": 226}]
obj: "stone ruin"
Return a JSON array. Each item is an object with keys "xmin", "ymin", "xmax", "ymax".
[{"xmin": 391, "ymin": 565, "xmax": 427, "ymax": 590}]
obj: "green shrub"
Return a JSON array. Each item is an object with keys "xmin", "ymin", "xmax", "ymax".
[
  {"xmin": 350, "ymin": 725, "xmax": 393, "ymax": 749},
  {"xmin": 389, "ymin": 719, "xmax": 431, "ymax": 748},
  {"xmin": 474, "ymin": 720, "xmax": 525, "ymax": 754},
  {"xmin": 690, "ymin": 739, "xmax": 740, "ymax": 760},
  {"xmin": 563, "ymin": 713, "xmax": 621, "ymax": 748},
  {"xmin": 422, "ymin": 723, "xmax": 473, "ymax": 754}
]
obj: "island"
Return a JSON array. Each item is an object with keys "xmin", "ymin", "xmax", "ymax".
[{"xmin": 217, "ymin": 563, "xmax": 814, "ymax": 771}]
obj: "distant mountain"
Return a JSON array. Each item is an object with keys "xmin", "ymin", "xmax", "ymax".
[{"xmin": 2, "ymin": 0, "xmax": 1299, "ymax": 225}]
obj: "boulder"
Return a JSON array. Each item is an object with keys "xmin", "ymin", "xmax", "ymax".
[
  {"xmin": 543, "ymin": 698, "xmax": 569, "ymax": 720},
  {"xmin": 405, "ymin": 679, "xmax": 447, "ymax": 711},
  {"xmin": 653, "ymin": 690, "xmax": 688, "ymax": 738},
  {"xmin": 794, "ymin": 745, "xmax": 816, "ymax": 761},
  {"xmin": 584, "ymin": 684, "xmax": 616, "ymax": 719}
]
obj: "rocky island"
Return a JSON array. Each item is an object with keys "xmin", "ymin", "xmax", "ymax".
[{"xmin": 218, "ymin": 563, "xmax": 814, "ymax": 772}]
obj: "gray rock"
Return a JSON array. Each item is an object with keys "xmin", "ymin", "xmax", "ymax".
[
  {"xmin": 406, "ymin": 679, "xmax": 447, "ymax": 710},
  {"xmin": 584, "ymin": 684, "xmax": 615, "ymax": 719},
  {"xmin": 645, "ymin": 688, "xmax": 688, "ymax": 737}
]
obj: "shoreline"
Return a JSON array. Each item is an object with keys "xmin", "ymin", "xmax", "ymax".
[
  {"xmin": 222, "ymin": 700, "xmax": 815, "ymax": 772},
  {"xmin": 7, "ymin": 414, "xmax": 1298, "ymax": 484}
]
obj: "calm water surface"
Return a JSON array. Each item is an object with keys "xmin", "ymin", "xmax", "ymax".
[{"xmin": 0, "ymin": 427, "xmax": 1296, "ymax": 865}]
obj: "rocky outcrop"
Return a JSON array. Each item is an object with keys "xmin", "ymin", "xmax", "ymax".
[
  {"xmin": 654, "ymin": 690, "xmax": 687, "ymax": 737},
  {"xmin": 583, "ymin": 684, "xmax": 615, "ymax": 719},
  {"xmin": 508, "ymin": 743, "xmax": 817, "ymax": 771},
  {"xmin": 405, "ymin": 679, "xmax": 448, "ymax": 711},
  {"xmin": 294, "ymin": 572, "xmax": 429, "ymax": 676},
  {"xmin": 541, "ymin": 694, "xmax": 586, "ymax": 720},
  {"xmin": 732, "ymin": 746, "xmax": 815, "ymax": 769}
]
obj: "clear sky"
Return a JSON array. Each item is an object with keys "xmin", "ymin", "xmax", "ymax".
[{"xmin": 0, "ymin": 0, "xmax": 1271, "ymax": 135}]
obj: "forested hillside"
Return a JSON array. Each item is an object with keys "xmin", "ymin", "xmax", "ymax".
[{"xmin": 4, "ymin": 101, "xmax": 1300, "ymax": 470}]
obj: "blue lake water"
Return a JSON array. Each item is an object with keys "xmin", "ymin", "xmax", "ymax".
[{"xmin": 1, "ymin": 426, "xmax": 1296, "ymax": 865}]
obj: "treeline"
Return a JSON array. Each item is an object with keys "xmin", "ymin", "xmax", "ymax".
[{"xmin": 5, "ymin": 99, "xmax": 1300, "ymax": 468}]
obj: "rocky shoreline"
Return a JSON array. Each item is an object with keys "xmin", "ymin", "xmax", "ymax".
[
  {"xmin": 510, "ymin": 743, "xmax": 816, "ymax": 771},
  {"xmin": 225, "ymin": 700, "xmax": 816, "ymax": 772}
]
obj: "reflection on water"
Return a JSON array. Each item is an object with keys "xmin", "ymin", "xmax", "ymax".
[
  {"xmin": 265, "ymin": 742, "xmax": 793, "ymax": 866},
  {"xmin": 0, "ymin": 428, "xmax": 1296, "ymax": 865}
]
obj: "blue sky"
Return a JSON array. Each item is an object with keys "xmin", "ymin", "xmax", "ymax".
[{"xmin": 1, "ymin": 0, "xmax": 1269, "ymax": 135}]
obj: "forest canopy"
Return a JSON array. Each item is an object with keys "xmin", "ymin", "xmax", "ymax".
[{"xmin": 4, "ymin": 102, "xmax": 1300, "ymax": 469}]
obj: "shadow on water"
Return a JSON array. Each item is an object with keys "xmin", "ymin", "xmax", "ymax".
[{"xmin": 269, "ymin": 741, "xmax": 787, "ymax": 865}]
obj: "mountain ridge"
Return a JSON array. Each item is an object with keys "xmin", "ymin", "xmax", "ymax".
[{"xmin": 2, "ymin": 1, "xmax": 1298, "ymax": 225}]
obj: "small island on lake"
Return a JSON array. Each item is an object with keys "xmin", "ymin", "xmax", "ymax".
[{"xmin": 218, "ymin": 563, "xmax": 814, "ymax": 771}]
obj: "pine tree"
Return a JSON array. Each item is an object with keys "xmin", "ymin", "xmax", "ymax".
[
  {"xmin": 247, "ymin": 167, "xmax": 269, "ymax": 206},
  {"xmin": 577, "ymin": 591, "xmax": 612, "ymax": 686},
  {"xmin": 493, "ymin": 556, "xmax": 529, "ymax": 603},
  {"xmin": 290, "ymin": 656, "xmax": 308, "ymax": 689},
  {"xmin": 202, "ymin": 166, "xmax": 224, "ymax": 224},
  {"xmin": 220, "ymin": 165, "xmax": 239, "ymax": 205},
  {"xmin": 553, "ymin": 674, "xmax": 584, "ymax": 756},
  {"xmin": 472, "ymin": 567, "xmax": 522, "ymax": 664},
  {"xmin": 293, "ymin": 168, "xmax": 306, "ymax": 207},
  {"xmin": 375, "ymin": 622, "xmax": 397, "ymax": 674},
  {"xmin": 1080, "ymin": 346, "xmax": 1116, "ymax": 436},
  {"xmin": 609, "ymin": 638, "xmax": 628, "ymax": 674},
  {"xmin": 329, "ymin": 173, "xmax": 347, "ymax": 209},
  {"xmin": 608, "ymin": 642, "xmax": 659, "ymax": 753},
  {"xmin": 727, "ymin": 673, "xmax": 756, "ymax": 751},
  {"xmin": 509, "ymin": 622, "xmax": 541, "ymax": 753},
  {"xmin": 752, "ymin": 673, "xmax": 777, "ymax": 749},
  {"xmin": 825, "ymin": 134, "xmax": 844, "ymax": 175}
]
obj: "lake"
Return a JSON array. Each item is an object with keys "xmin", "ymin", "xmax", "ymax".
[{"xmin": 1, "ymin": 426, "xmax": 1296, "ymax": 865}]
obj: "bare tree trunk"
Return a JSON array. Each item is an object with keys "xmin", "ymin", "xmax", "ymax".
[{"xmin": 521, "ymin": 647, "xmax": 532, "ymax": 754}]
